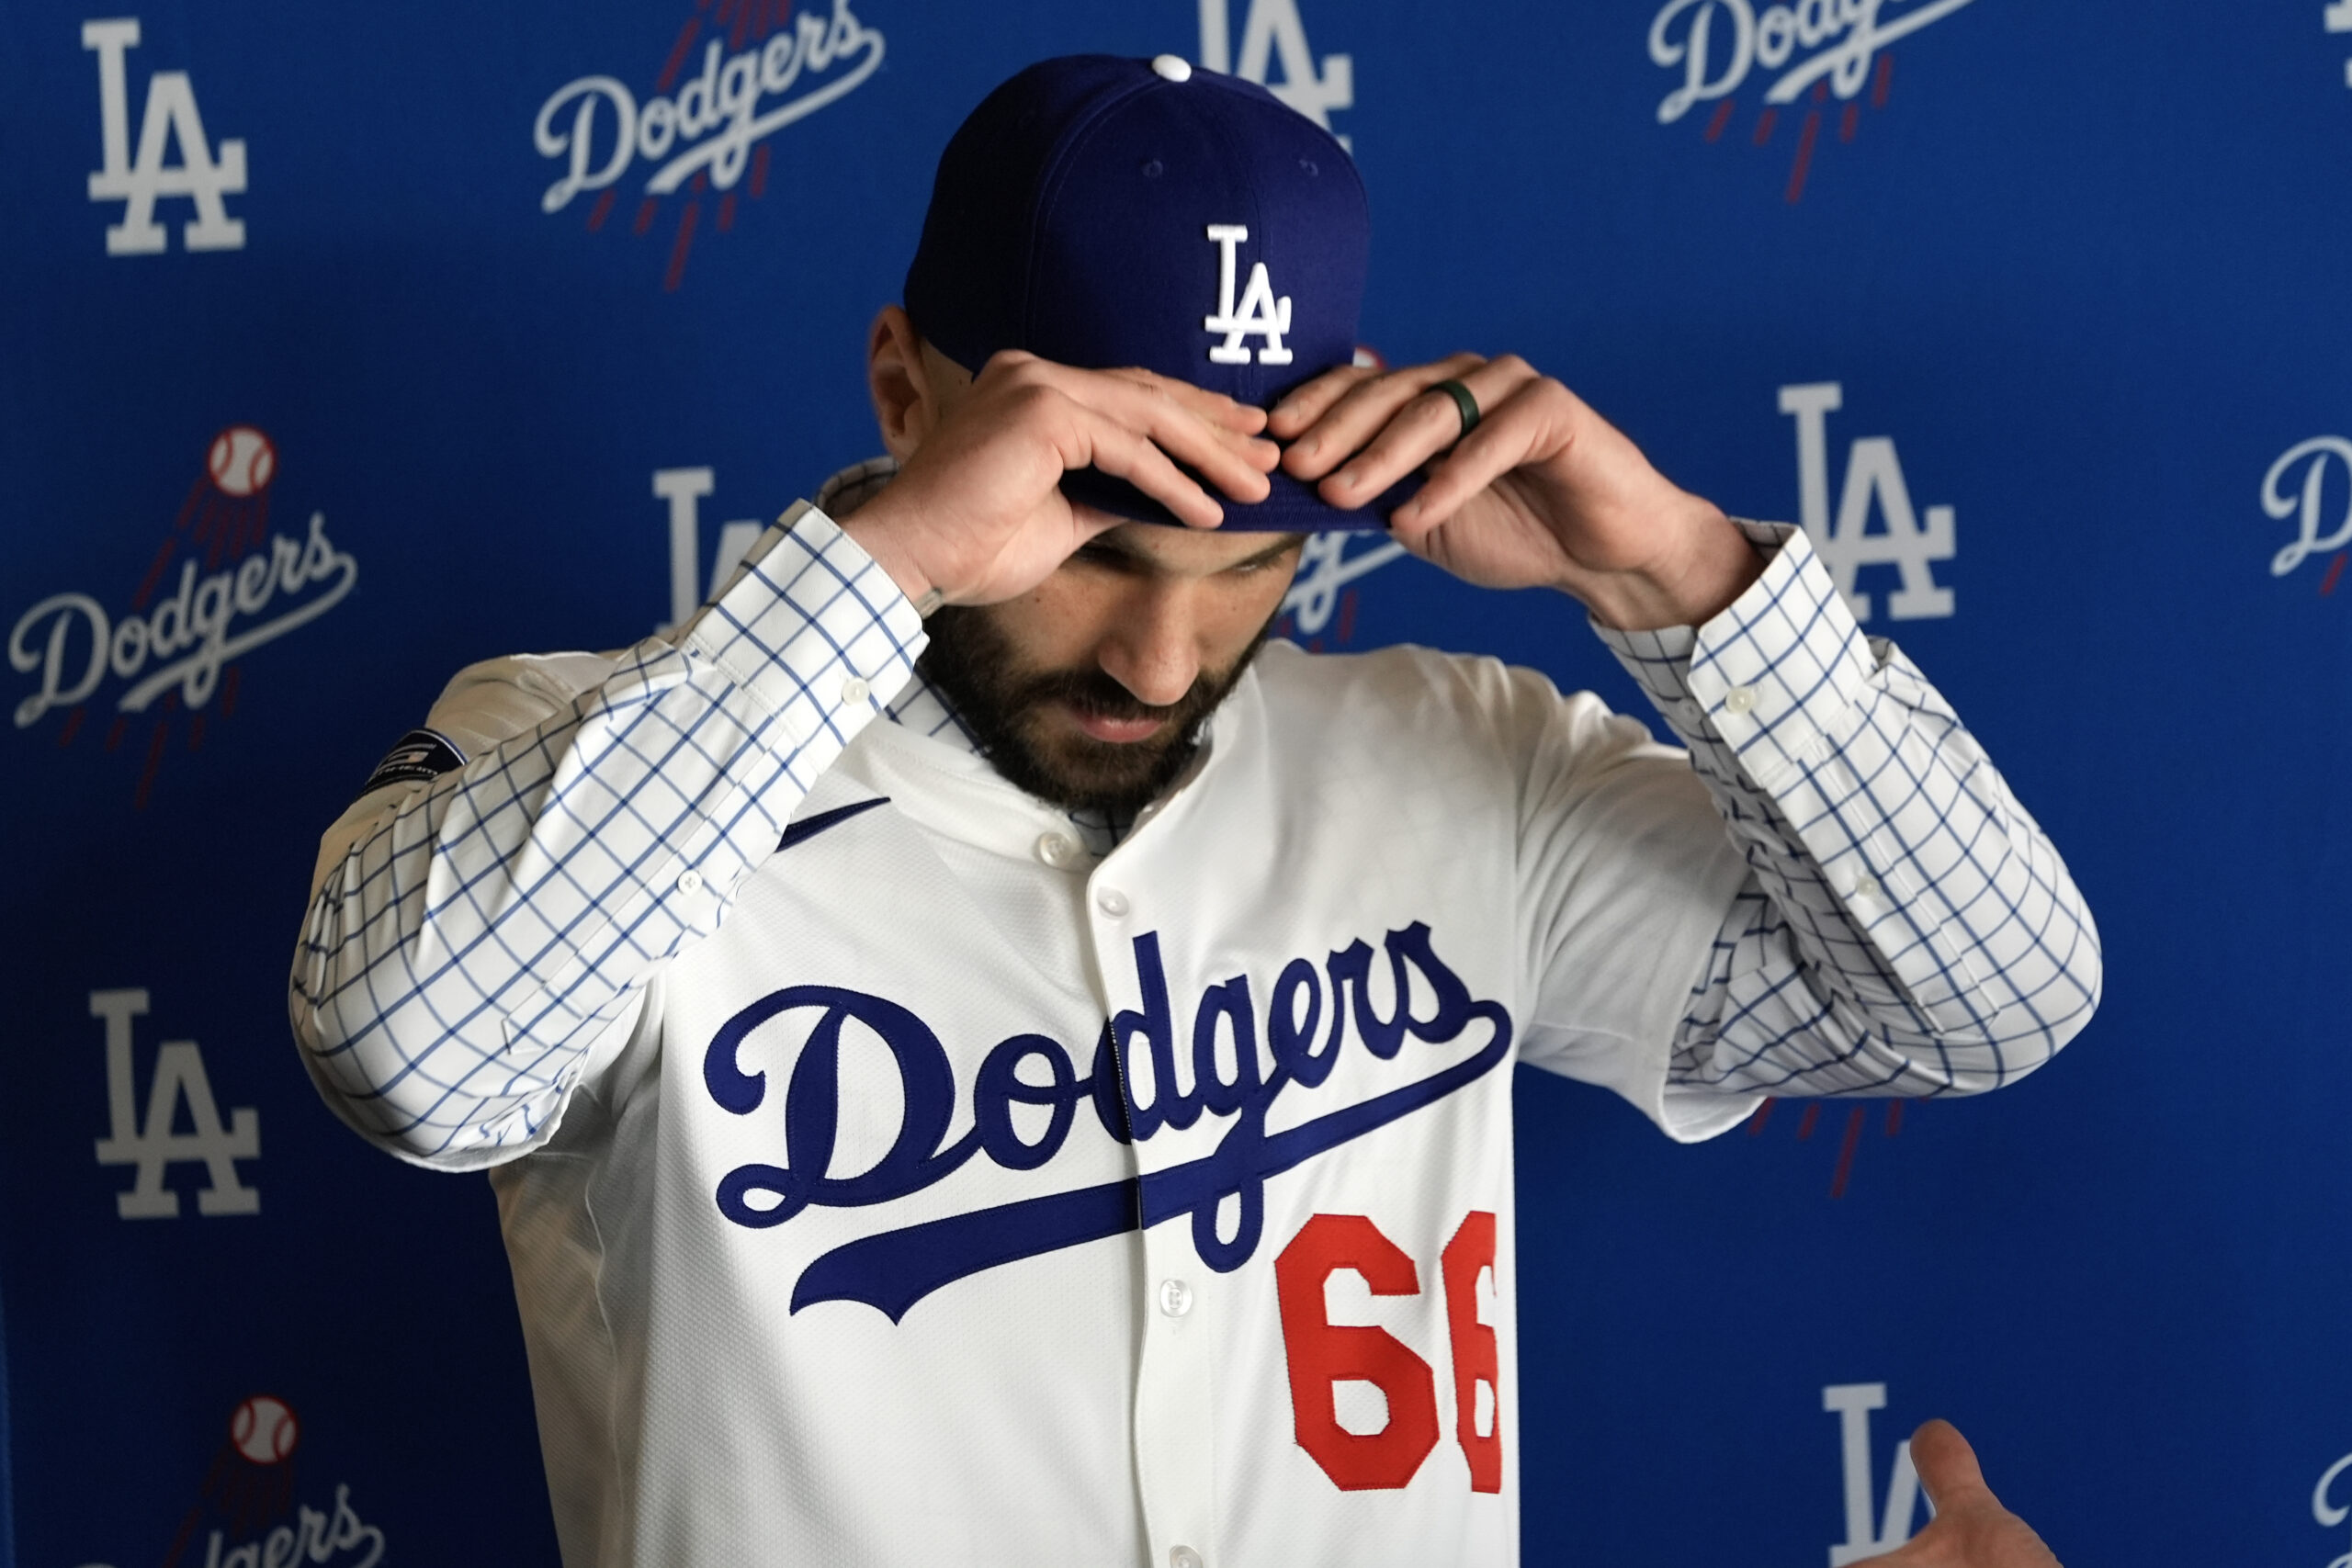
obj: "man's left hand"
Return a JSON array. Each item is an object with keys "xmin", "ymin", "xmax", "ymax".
[{"xmin": 1269, "ymin": 353, "xmax": 1763, "ymax": 629}]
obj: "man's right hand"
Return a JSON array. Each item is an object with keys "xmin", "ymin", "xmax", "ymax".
[{"xmin": 842, "ymin": 350, "xmax": 1279, "ymax": 611}]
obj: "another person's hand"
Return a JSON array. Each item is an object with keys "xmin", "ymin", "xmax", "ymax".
[
  {"xmin": 845, "ymin": 350, "xmax": 1279, "ymax": 610},
  {"xmin": 1860, "ymin": 1420, "xmax": 2063, "ymax": 1567},
  {"xmin": 1268, "ymin": 353, "xmax": 1763, "ymax": 629}
]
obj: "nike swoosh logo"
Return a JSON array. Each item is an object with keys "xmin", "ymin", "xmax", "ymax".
[{"xmin": 779, "ymin": 796, "xmax": 890, "ymax": 852}]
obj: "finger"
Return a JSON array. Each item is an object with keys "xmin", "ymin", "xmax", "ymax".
[
  {"xmin": 1096, "ymin": 380, "xmax": 1281, "ymax": 506},
  {"xmin": 1320, "ymin": 355, "xmax": 1543, "ymax": 517},
  {"xmin": 1016, "ymin": 358, "xmax": 1274, "ymax": 457},
  {"xmin": 1381, "ymin": 371, "xmax": 1561, "ymax": 536},
  {"xmin": 1087, "ymin": 365, "xmax": 1278, "ymax": 455},
  {"xmin": 1053, "ymin": 366, "xmax": 1281, "ymax": 491},
  {"xmin": 1067, "ymin": 406, "xmax": 1228, "ymax": 530},
  {"xmin": 1265, "ymin": 362, "xmax": 1384, "ymax": 440},
  {"xmin": 1108, "ymin": 367, "xmax": 1274, "ymax": 438},
  {"xmin": 1282, "ymin": 354, "xmax": 1489, "ymax": 480},
  {"xmin": 1907, "ymin": 1420, "xmax": 1999, "ymax": 1516}
]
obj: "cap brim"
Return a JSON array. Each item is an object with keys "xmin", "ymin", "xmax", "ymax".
[{"xmin": 1060, "ymin": 460, "xmax": 1419, "ymax": 533}]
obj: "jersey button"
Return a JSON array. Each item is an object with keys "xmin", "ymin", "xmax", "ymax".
[
  {"xmin": 1096, "ymin": 886, "xmax": 1131, "ymax": 917},
  {"xmin": 1157, "ymin": 1279, "xmax": 1193, "ymax": 1318},
  {"xmin": 1170, "ymin": 1549, "xmax": 1204, "ymax": 1568},
  {"xmin": 1036, "ymin": 832, "xmax": 1077, "ymax": 867}
]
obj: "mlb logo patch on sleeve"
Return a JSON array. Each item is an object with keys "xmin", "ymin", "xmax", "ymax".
[{"xmin": 357, "ymin": 728, "xmax": 466, "ymax": 795}]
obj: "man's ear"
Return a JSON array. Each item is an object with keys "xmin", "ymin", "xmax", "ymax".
[{"xmin": 867, "ymin": 304, "xmax": 936, "ymax": 463}]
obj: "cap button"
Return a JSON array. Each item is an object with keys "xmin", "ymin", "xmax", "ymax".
[{"xmin": 1151, "ymin": 54, "xmax": 1193, "ymax": 83}]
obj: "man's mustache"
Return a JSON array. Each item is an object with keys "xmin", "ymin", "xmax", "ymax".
[{"xmin": 1012, "ymin": 669, "xmax": 1204, "ymax": 728}]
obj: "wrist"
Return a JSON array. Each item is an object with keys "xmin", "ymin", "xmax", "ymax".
[
  {"xmin": 1573, "ymin": 503, "xmax": 1764, "ymax": 631},
  {"xmin": 839, "ymin": 508, "xmax": 942, "ymax": 615}
]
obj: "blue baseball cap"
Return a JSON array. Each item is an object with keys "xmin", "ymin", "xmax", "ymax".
[{"xmin": 903, "ymin": 53, "xmax": 1412, "ymax": 531}]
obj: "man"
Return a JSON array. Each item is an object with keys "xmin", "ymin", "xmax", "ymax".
[{"xmin": 291, "ymin": 54, "xmax": 2094, "ymax": 1567}]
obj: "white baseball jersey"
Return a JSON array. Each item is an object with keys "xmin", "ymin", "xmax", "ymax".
[{"xmin": 290, "ymin": 468, "xmax": 2098, "ymax": 1568}]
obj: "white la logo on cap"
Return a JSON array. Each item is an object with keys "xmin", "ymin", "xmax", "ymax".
[{"xmin": 1204, "ymin": 225, "xmax": 1294, "ymax": 366}]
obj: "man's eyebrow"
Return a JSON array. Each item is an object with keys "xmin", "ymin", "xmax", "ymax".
[
  {"xmin": 1233, "ymin": 535, "xmax": 1307, "ymax": 570},
  {"xmin": 1077, "ymin": 533, "xmax": 1148, "ymax": 561},
  {"xmin": 1078, "ymin": 533, "xmax": 1305, "ymax": 570}
]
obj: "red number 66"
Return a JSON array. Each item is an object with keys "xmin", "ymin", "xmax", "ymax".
[{"xmin": 1273, "ymin": 1211, "xmax": 1502, "ymax": 1494}]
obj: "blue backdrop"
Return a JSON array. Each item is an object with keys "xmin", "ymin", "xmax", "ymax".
[{"xmin": 4, "ymin": 1, "xmax": 2347, "ymax": 1563}]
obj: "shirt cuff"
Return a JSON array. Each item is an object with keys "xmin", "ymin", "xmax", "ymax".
[
  {"xmin": 679, "ymin": 501, "xmax": 928, "ymax": 746},
  {"xmin": 1593, "ymin": 522, "xmax": 1876, "ymax": 793}
]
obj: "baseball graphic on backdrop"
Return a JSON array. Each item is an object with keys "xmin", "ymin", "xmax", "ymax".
[
  {"xmin": 229, "ymin": 1393, "xmax": 300, "ymax": 1465},
  {"xmin": 207, "ymin": 424, "xmax": 277, "ymax": 498}
]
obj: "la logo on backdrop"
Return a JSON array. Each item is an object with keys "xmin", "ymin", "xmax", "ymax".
[
  {"xmin": 1823, "ymin": 1382, "xmax": 1927, "ymax": 1563},
  {"xmin": 1196, "ymin": 0, "xmax": 1354, "ymax": 146},
  {"xmin": 81, "ymin": 17, "xmax": 247, "ymax": 254},
  {"xmin": 1646, "ymin": 0, "xmax": 1979, "ymax": 202},
  {"xmin": 6, "ymin": 427, "xmax": 358, "ymax": 808},
  {"xmin": 1779, "ymin": 381, "xmax": 1956, "ymax": 624},
  {"xmin": 532, "ymin": 0, "xmax": 887, "ymax": 291},
  {"xmin": 88, "ymin": 987, "xmax": 260, "ymax": 1222}
]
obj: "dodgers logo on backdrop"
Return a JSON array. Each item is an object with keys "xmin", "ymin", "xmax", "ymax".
[
  {"xmin": 1779, "ymin": 381, "xmax": 1955, "ymax": 622},
  {"xmin": 2313, "ymin": 1450, "xmax": 2352, "ymax": 1568},
  {"xmin": 87, "ymin": 987, "xmax": 258, "ymax": 1220},
  {"xmin": 1824, "ymin": 1382, "xmax": 1925, "ymax": 1564},
  {"xmin": 1742, "ymin": 1095, "xmax": 1916, "ymax": 1197},
  {"xmin": 1197, "ymin": 0, "xmax": 1353, "ymax": 146},
  {"xmin": 8, "ymin": 426, "xmax": 357, "ymax": 807},
  {"xmin": 1648, "ymin": 0, "xmax": 1979, "ymax": 201},
  {"xmin": 534, "ymin": 0, "xmax": 885, "ymax": 291},
  {"xmin": 2264, "ymin": 434, "xmax": 2352, "ymax": 596},
  {"xmin": 81, "ymin": 17, "xmax": 247, "ymax": 254},
  {"xmin": 2329, "ymin": 2, "xmax": 2352, "ymax": 89},
  {"xmin": 72, "ymin": 1394, "xmax": 390, "ymax": 1568},
  {"xmin": 701, "ymin": 921, "xmax": 1511, "ymax": 1320},
  {"xmin": 1280, "ymin": 530, "xmax": 1405, "ymax": 644}
]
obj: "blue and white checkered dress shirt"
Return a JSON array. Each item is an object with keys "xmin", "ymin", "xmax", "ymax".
[{"xmin": 290, "ymin": 464, "xmax": 2098, "ymax": 1163}]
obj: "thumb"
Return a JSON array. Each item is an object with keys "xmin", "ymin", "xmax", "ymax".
[{"xmin": 1908, "ymin": 1419, "xmax": 1999, "ymax": 1517}]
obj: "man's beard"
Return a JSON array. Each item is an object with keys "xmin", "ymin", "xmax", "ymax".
[{"xmin": 917, "ymin": 606, "xmax": 1274, "ymax": 816}]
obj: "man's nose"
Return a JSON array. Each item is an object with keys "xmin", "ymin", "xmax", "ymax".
[{"xmin": 1095, "ymin": 581, "xmax": 1203, "ymax": 708}]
